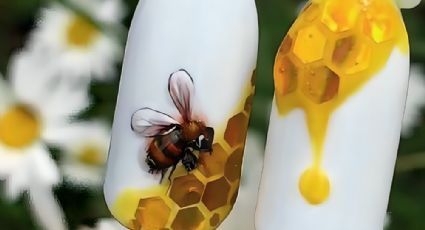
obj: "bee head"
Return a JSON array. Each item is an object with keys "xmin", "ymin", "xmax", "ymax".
[{"xmin": 195, "ymin": 127, "xmax": 214, "ymax": 152}]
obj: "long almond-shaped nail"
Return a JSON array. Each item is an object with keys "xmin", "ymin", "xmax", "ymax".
[
  {"xmin": 256, "ymin": 0, "xmax": 417, "ymax": 229},
  {"xmin": 103, "ymin": 0, "xmax": 258, "ymax": 229}
]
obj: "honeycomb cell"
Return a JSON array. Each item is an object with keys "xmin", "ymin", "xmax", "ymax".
[
  {"xmin": 171, "ymin": 207, "xmax": 205, "ymax": 230},
  {"xmin": 293, "ymin": 26, "xmax": 327, "ymax": 63},
  {"xmin": 224, "ymin": 113, "xmax": 249, "ymax": 148},
  {"xmin": 224, "ymin": 148, "xmax": 244, "ymax": 182},
  {"xmin": 169, "ymin": 174, "xmax": 205, "ymax": 207},
  {"xmin": 332, "ymin": 36, "xmax": 372, "ymax": 74},
  {"xmin": 302, "ymin": 66, "xmax": 340, "ymax": 104},
  {"xmin": 210, "ymin": 213, "xmax": 220, "ymax": 227},
  {"xmin": 274, "ymin": 56, "xmax": 298, "ymax": 96},
  {"xmin": 302, "ymin": 2, "xmax": 320, "ymax": 22},
  {"xmin": 278, "ymin": 36, "xmax": 293, "ymax": 55},
  {"xmin": 202, "ymin": 177, "xmax": 231, "ymax": 211},
  {"xmin": 135, "ymin": 197, "xmax": 170, "ymax": 229},
  {"xmin": 321, "ymin": 0, "xmax": 360, "ymax": 32},
  {"xmin": 230, "ymin": 189, "xmax": 239, "ymax": 205},
  {"xmin": 363, "ymin": 2, "xmax": 396, "ymax": 43},
  {"xmin": 132, "ymin": 219, "xmax": 141, "ymax": 230},
  {"xmin": 244, "ymin": 94, "xmax": 254, "ymax": 112},
  {"xmin": 198, "ymin": 144, "xmax": 228, "ymax": 178}
]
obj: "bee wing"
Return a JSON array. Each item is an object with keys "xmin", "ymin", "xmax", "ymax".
[
  {"xmin": 131, "ymin": 108, "xmax": 179, "ymax": 137},
  {"xmin": 168, "ymin": 69, "xmax": 194, "ymax": 122}
]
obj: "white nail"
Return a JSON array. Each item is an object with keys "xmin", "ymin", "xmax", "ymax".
[{"xmin": 103, "ymin": 0, "xmax": 258, "ymax": 229}]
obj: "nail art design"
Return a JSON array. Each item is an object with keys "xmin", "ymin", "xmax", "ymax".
[
  {"xmin": 103, "ymin": 0, "xmax": 258, "ymax": 229},
  {"xmin": 256, "ymin": 0, "xmax": 417, "ymax": 229},
  {"xmin": 131, "ymin": 70, "xmax": 215, "ymax": 181}
]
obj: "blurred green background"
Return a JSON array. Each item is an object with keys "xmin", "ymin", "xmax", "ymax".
[{"xmin": 0, "ymin": 0, "xmax": 424, "ymax": 229}]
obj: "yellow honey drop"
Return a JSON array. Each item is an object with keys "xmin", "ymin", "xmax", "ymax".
[{"xmin": 299, "ymin": 167, "xmax": 330, "ymax": 204}]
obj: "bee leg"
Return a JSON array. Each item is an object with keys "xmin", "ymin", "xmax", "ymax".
[
  {"xmin": 159, "ymin": 169, "xmax": 167, "ymax": 183},
  {"xmin": 182, "ymin": 149, "xmax": 198, "ymax": 172},
  {"xmin": 168, "ymin": 164, "xmax": 177, "ymax": 182}
]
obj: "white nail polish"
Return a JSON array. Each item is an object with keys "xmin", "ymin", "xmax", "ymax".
[
  {"xmin": 103, "ymin": 0, "xmax": 258, "ymax": 229},
  {"xmin": 256, "ymin": 0, "xmax": 415, "ymax": 229}
]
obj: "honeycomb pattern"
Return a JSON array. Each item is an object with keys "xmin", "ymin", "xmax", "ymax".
[
  {"xmin": 128, "ymin": 72, "xmax": 255, "ymax": 229},
  {"xmin": 171, "ymin": 207, "xmax": 205, "ymax": 230},
  {"xmin": 321, "ymin": 0, "xmax": 360, "ymax": 32},
  {"xmin": 202, "ymin": 177, "xmax": 231, "ymax": 211},
  {"xmin": 134, "ymin": 197, "xmax": 170, "ymax": 229},
  {"xmin": 274, "ymin": 0, "xmax": 408, "ymax": 205},
  {"xmin": 169, "ymin": 174, "xmax": 205, "ymax": 207},
  {"xmin": 302, "ymin": 66, "xmax": 340, "ymax": 103},
  {"xmin": 274, "ymin": 56, "xmax": 298, "ymax": 96},
  {"xmin": 210, "ymin": 214, "xmax": 220, "ymax": 227},
  {"xmin": 293, "ymin": 25, "xmax": 327, "ymax": 63},
  {"xmin": 224, "ymin": 113, "xmax": 249, "ymax": 148},
  {"xmin": 198, "ymin": 144, "xmax": 227, "ymax": 178},
  {"xmin": 225, "ymin": 148, "xmax": 244, "ymax": 182}
]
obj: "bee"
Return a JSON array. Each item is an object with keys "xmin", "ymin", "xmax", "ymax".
[{"xmin": 131, "ymin": 69, "xmax": 214, "ymax": 181}]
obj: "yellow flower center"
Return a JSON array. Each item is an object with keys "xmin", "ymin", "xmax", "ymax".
[
  {"xmin": 0, "ymin": 105, "xmax": 41, "ymax": 148},
  {"xmin": 77, "ymin": 145, "xmax": 105, "ymax": 166},
  {"xmin": 66, "ymin": 16, "xmax": 99, "ymax": 48}
]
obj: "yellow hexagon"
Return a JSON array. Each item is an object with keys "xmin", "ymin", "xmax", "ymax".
[
  {"xmin": 169, "ymin": 174, "xmax": 205, "ymax": 207},
  {"xmin": 171, "ymin": 207, "xmax": 205, "ymax": 230},
  {"xmin": 135, "ymin": 197, "xmax": 170, "ymax": 229},
  {"xmin": 332, "ymin": 36, "xmax": 372, "ymax": 75},
  {"xmin": 244, "ymin": 94, "xmax": 254, "ymax": 112},
  {"xmin": 363, "ymin": 1, "xmax": 397, "ymax": 44},
  {"xmin": 302, "ymin": 66, "xmax": 340, "ymax": 104},
  {"xmin": 210, "ymin": 213, "xmax": 220, "ymax": 227},
  {"xmin": 230, "ymin": 189, "xmax": 239, "ymax": 205},
  {"xmin": 202, "ymin": 177, "xmax": 231, "ymax": 211},
  {"xmin": 321, "ymin": 0, "xmax": 360, "ymax": 32},
  {"xmin": 293, "ymin": 26, "xmax": 327, "ymax": 63},
  {"xmin": 198, "ymin": 143, "xmax": 228, "ymax": 178},
  {"xmin": 224, "ymin": 148, "xmax": 244, "ymax": 182},
  {"xmin": 301, "ymin": 2, "xmax": 320, "ymax": 22},
  {"xmin": 224, "ymin": 113, "xmax": 249, "ymax": 148},
  {"xmin": 274, "ymin": 56, "xmax": 298, "ymax": 96}
]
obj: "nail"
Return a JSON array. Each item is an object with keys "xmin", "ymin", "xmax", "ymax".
[
  {"xmin": 103, "ymin": 1, "xmax": 258, "ymax": 229},
  {"xmin": 256, "ymin": 1, "xmax": 411, "ymax": 229}
]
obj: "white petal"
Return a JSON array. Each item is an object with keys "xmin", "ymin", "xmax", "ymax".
[
  {"xmin": 38, "ymin": 78, "xmax": 91, "ymax": 122},
  {"xmin": 402, "ymin": 64, "xmax": 425, "ymax": 137},
  {"xmin": 43, "ymin": 120, "xmax": 110, "ymax": 149},
  {"xmin": 0, "ymin": 143, "xmax": 53, "ymax": 200},
  {"xmin": 8, "ymin": 48, "xmax": 61, "ymax": 107},
  {"xmin": 26, "ymin": 143, "xmax": 61, "ymax": 187},
  {"xmin": 97, "ymin": 0, "xmax": 127, "ymax": 24},
  {"xmin": 29, "ymin": 182, "xmax": 67, "ymax": 230},
  {"xmin": 62, "ymin": 163, "xmax": 104, "ymax": 187},
  {"xmin": 96, "ymin": 218, "xmax": 127, "ymax": 230},
  {"xmin": 28, "ymin": 1, "xmax": 124, "ymax": 81},
  {"xmin": 44, "ymin": 120, "xmax": 110, "ymax": 186}
]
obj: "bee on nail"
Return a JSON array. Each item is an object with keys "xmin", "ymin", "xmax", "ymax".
[{"xmin": 131, "ymin": 69, "xmax": 215, "ymax": 181}]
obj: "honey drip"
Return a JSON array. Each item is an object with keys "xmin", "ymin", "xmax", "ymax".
[{"xmin": 274, "ymin": 0, "xmax": 408, "ymax": 205}]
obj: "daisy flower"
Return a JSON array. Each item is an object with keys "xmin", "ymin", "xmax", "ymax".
[
  {"xmin": 29, "ymin": 0, "xmax": 126, "ymax": 81},
  {"xmin": 0, "ymin": 50, "xmax": 90, "ymax": 229},
  {"xmin": 401, "ymin": 64, "xmax": 425, "ymax": 137},
  {"xmin": 220, "ymin": 130, "xmax": 265, "ymax": 230},
  {"xmin": 55, "ymin": 120, "xmax": 111, "ymax": 187}
]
